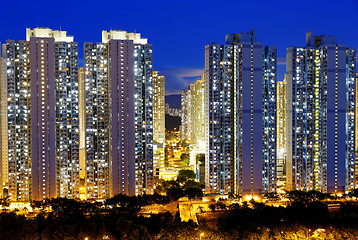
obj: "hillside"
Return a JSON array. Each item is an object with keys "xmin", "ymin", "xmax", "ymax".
[{"xmin": 165, "ymin": 114, "xmax": 181, "ymax": 131}]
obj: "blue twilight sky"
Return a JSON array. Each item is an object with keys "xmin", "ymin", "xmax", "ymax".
[{"xmin": 0, "ymin": 0, "xmax": 357, "ymax": 95}]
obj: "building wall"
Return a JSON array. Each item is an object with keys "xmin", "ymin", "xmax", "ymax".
[
  {"xmin": 239, "ymin": 39, "xmax": 264, "ymax": 195},
  {"xmin": 29, "ymin": 37, "xmax": 57, "ymax": 201},
  {"xmin": 262, "ymin": 46, "xmax": 277, "ymax": 193},
  {"xmin": 83, "ymin": 42, "xmax": 110, "ymax": 199},
  {"xmin": 184, "ymin": 77, "xmax": 206, "ymax": 178},
  {"xmin": 78, "ymin": 67, "xmax": 86, "ymax": 199},
  {"xmin": 356, "ymin": 73, "xmax": 358, "ymax": 188},
  {"xmin": 4, "ymin": 28, "xmax": 79, "ymax": 201},
  {"xmin": 84, "ymin": 30, "xmax": 153, "ymax": 197},
  {"xmin": 153, "ymin": 71, "xmax": 165, "ymax": 180},
  {"xmin": 345, "ymin": 48, "xmax": 356, "ymax": 191},
  {"xmin": 277, "ymin": 77, "xmax": 286, "ymax": 188},
  {"xmin": 204, "ymin": 30, "xmax": 276, "ymax": 195},
  {"xmin": 109, "ymin": 39, "xmax": 136, "ymax": 196},
  {"xmin": 153, "ymin": 71, "xmax": 165, "ymax": 145},
  {"xmin": 55, "ymin": 41, "xmax": 79, "ymax": 199},
  {"xmin": 181, "ymin": 88, "xmax": 190, "ymax": 141},
  {"xmin": 190, "ymin": 78, "xmax": 205, "ymax": 148},
  {"xmin": 133, "ymin": 42, "xmax": 154, "ymax": 195},
  {"xmin": 5, "ymin": 40, "xmax": 32, "ymax": 201},
  {"xmin": 205, "ymin": 42, "xmax": 234, "ymax": 194},
  {"xmin": 285, "ymin": 32, "xmax": 356, "ymax": 193},
  {"xmin": 0, "ymin": 49, "xmax": 8, "ymax": 198}
]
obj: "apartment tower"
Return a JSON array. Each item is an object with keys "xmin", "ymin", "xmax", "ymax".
[
  {"xmin": 1, "ymin": 28, "xmax": 79, "ymax": 201},
  {"xmin": 0, "ymin": 48, "xmax": 7, "ymax": 198},
  {"xmin": 286, "ymin": 32, "xmax": 356, "ymax": 192},
  {"xmin": 276, "ymin": 77, "xmax": 286, "ymax": 189},
  {"xmin": 153, "ymin": 71, "xmax": 165, "ymax": 180},
  {"xmin": 181, "ymin": 88, "xmax": 191, "ymax": 141},
  {"xmin": 84, "ymin": 30, "xmax": 153, "ymax": 197},
  {"xmin": 204, "ymin": 30, "xmax": 277, "ymax": 195}
]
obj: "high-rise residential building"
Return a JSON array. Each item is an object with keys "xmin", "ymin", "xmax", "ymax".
[
  {"xmin": 84, "ymin": 30, "xmax": 153, "ymax": 197},
  {"xmin": 78, "ymin": 67, "xmax": 86, "ymax": 199},
  {"xmin": 286, "ymin": 32, "xmax": 356, "ymax": 193},
  {"xmin": 83, "ymin": 42, "xmax": 110, "ymax": 199},
  {"xmin": 188, "ymin": 76, "xmax": 206, "ymax": 171},
  {"xmin": 179, "ymin": 77, "xmax": 206, "ymax": 178},
  {"xmin": 262, "ymin": 46, "xmax": 278, "ymax": 193},
  {"xmin": 181, "ymin": 88, "xmax": 191, "ymax": 140},
  {"xmin": 153, "ymin": 71, "xmax": 165, "ymax": 180},
  {"xmin": 0, "ymin": 49, "xmax": 7, "ymax": 198},
  {"xmin": 189, "ymin": 76, "xmax": 205, "ymax": 148},
  {"xmin": 1, "ymin": 28, "xmax": 79, "ymax": 201},
  {"xmin": 165, "ymin": 103, "xmax": 181, "ymax": 117},
  {"xmin": 2, "ymin": 39, "xmax": 32, "ymax": 202},
  {"xmin": 276, "ymin": 76, "xmax": 286, "ymax": 189},
  {"xmin": 204, "ymin": 30, "xmax": 277, "ymax": 195},
  {"xmin": 355, "ymin": 72, "xmax": 358, "ymax": 188}
]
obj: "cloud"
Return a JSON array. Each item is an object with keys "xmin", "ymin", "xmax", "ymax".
[{"xmin": 159, "ymin": 67, "xmax": 204, "ymax": 95}]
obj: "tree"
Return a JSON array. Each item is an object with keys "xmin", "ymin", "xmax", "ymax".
[
  {"xmin": 196, "ymin": 154, "xmax": 205, "ymax": 167},
  {"xmin": 176, "ymin": 170, "xmax": 196, "ymax": 184},
  {"xmin": 348, "ymin": 189, "xmax": 358, "ymax": 198},
  {"xmin": 180, "ymin": 153, "xmax": 190, "ymax": 166},
  {"xmin": 184, "ymin": 187, "xmax": 203, "ymax": 199},
  {"xmin": 197, "ymin": 206, "xmax": 204, "ymax": 213},
  {"xmin": 307, "ymin": 190, "xmax": 328, "ymax": 201},
  {"xmin": 166, "ymin": 187, "xmax": 184, "ymax": 201},
  {"xmin": 0, "ymin": 212, "xmax": 37, "ymax": 239},
  {"xmin": 228, "ymin": 192, "xmax": 236, "ymax": 199},
  {"xmin": 242, "ymin": 201, "xmax": 249, "ymax": 209},
  {"xmin": 181, "ymin": 140, "xmax": 189, "ymax": 148},
  {"xmin": 162, "ymin": 180, "xmax": 181, "ymax": 191},
  {"xmin": 183, "ymin": 180, "xmax": 202, "ymax": 190},
  {"xmin": 180, "ymin": 153, "xmax": 189, "ymax": 161},
  {"xmin": 209, "ymin": 204, "xmax": 216, "ymax": 212},
  {"xmin": 215, "ymin": 202, "xmax": 227, "ymax": 211},
  {"xmin": 229, "ymin": 203, "xmax": 241, "ymax": 211},
  {"xmin": 286, "ymin": 190, "xmax": 311, "ymax": 203},
  {"xmin": 0, "ymin": 197, "xmax": 9, "ymax": 208},
  {"xmin": 263, "ymin": 192, "xmax": 279, "ymax": 201}
]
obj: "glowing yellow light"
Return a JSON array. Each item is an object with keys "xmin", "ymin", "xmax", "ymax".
[
  {"xmin": 244, "ymin": 195, "xmax": 252, "ymax": 201},
  {"xmin": 277, "ymin": 189, "xmax": 285, "ymax": 194}
]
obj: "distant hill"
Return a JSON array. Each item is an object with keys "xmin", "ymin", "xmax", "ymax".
[
  {"xmin": 165, "ymin": 94, "xmax": 181, "ymax": 109},
  {"xmin": 165, "ymin": 114, "xmax": 181, "ymax": 131}
]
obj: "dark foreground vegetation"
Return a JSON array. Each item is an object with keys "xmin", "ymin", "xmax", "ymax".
[
  {"xmin": 214, "ymin": 200, "xmax": 358, "ymax": 239},
  {"xmin": 1, "ymin": 197, "xmax": 358, "ymax": 239},
  {"xmin": 2, "ymin": 188, "xmax": 358, "ymax": 239},
  {"xmin": 155, "ymin": 169, "xmax": 204, "ymax": 200}
]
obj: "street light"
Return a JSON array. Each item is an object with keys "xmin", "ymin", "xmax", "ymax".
[{"xmin": 200, "ymin": 232, "xmax": 204, "ymax": 240}]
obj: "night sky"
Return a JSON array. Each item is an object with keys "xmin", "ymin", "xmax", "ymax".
[
  {"xmin": 0, "ymin": 0, "xmax": 357, "ymax": 192},
  {"xmin": 1, "ymin": 0, "xmax": 357, "ymax": 94}
]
